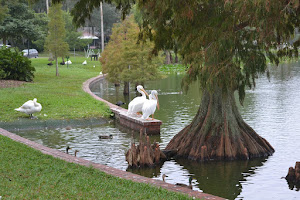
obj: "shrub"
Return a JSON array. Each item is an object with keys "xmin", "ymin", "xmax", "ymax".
[{"xmin": 0, "ymin": 47, "xmax": 35, "ymax": 81}]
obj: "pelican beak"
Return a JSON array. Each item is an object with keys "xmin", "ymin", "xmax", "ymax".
[
  {"xmin": 141, "ymin": 88, "xmax": 149, "ymax": 96},
  {"xmin": 155, "ymin": 95, "xmax": 160, "ymax": 110}
]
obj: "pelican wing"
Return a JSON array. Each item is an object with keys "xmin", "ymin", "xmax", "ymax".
[
  {"xmin": 142, "ymin": 99, "xmax": 157, "ymax": 119},
  {"xmin": 128, "ymin": 96, "xmax": 147, "ymax": 113}
]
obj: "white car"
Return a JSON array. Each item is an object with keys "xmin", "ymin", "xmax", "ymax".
[
  {"xmin": 22, "ymin": 49, "xmax": 39, "ymax": 58},
  {"xmin": 0, "ymin": 44, "xmax": 11, "ymax": 48}
]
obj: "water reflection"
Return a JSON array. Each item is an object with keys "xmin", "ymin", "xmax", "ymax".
[
  {"xmin": 175, "ymin": 158, "xmax": 266, "ymax": 200},
  {"xmin": 3, "ymin": 63, "xmax": 300, "ymax": 199}
]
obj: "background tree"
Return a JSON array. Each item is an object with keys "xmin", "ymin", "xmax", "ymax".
[
  {"xmin": 0, "ymin": 1, "xmax": 8, "ymax": 23},
  {"xmin": 100, "ymin": 22, "xmax": 123, "ymax": 86},
  {"xmin": 85, "ymin": 2, "xmax": 121, "ymax": 45},
  {"xmin": 63, "ymin": 11, "xmax": 92, "ymax": 51},
  {"xmin": 55, "ymin": 0, "xmax": 300, "ymax": 161},
  {"xmin": 100, "ymin": 15, "xmax": 162, "ymax": 94},
  {"xmin": 31, "ymin": 12, "xmax": 49, "ymax": 52},
  {"xmin": 44, "ymin": 3, "xmax": 69, "ymax": 76},
  {"xmin": 0, "ymin": 1, "xmax": 42, "ymax": 49}
]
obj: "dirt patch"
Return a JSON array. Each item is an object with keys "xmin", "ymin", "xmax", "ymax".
[{"xmin": 0, "ymin": 80, "xmax": 27, "ymax": 88}]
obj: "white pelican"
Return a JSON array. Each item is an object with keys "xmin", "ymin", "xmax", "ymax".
[
  {"xmin": 15, "ymin": 98, "xmax": 42, "ymax": 119},
  {"xmin": 127, "ymin": 85, "xmax": 149, "ymax": 115},
  {"xmin": 141, "ymin": 90, "xmax": 159, "ymax": 120},
  {"xmin": 82, "ymin": 60, "xmax": 87, "ymax": 65}
]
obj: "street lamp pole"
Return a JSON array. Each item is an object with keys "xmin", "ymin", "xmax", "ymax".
[{"xmin": 100, "ymin": 2, "xmax": 104, "ymax": 52}]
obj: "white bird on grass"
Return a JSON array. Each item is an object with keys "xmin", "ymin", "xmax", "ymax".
[
  {"xmin": 141, "ymin": 90, "xmax": 159, "ymax": 120},
  {"xmin": 65, "ymin": 60, "xmax": 72, "ymax": 64},
  {"xmin": 15, "ymin": 98, "xmax": 42, "ymax": 119},
  {"xmin": 82, "ymin": 60, "xmax": 87, "ymax": 65},
  {"xmin": 127, "ymin": 85, "xmax": 149, "ymax": 115}
]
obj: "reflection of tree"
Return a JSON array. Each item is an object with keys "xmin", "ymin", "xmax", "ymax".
[
  {"xmin": 126, "ymin": 162, "xmax": 164, "ymax": 178},
  {"xmin": 115, "ymin": 123, "xmax": 162, "ymax": 144},
  {"xmin": 175, "ymin": 158, "xmax": 266, "ymax": 200}
]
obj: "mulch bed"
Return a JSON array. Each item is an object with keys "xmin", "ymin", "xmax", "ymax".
[{"xmin": 0, "ymin": 80, "xmax": 27, "ymax": 88}]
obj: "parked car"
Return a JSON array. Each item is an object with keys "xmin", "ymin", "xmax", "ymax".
[
  {"xmin": 22, "ymin": 49, "xmax": 39, "ymax": 58},
  {"xmin": 0, "ymin": 44, "xmax": 11, "ymax": 48}
]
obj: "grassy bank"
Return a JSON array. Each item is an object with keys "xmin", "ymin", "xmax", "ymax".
[
  {"xmin": 0, "ymin": 135, "xmax": 193, "ymax": 200},
  {"xmin": 0, "ymin": 56, "xmax": 110, "ymax": 122}
]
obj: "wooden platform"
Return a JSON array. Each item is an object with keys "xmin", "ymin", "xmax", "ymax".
[{"xmin": 83, "ymin": 75, "xmax": 162, "ymax": 135}]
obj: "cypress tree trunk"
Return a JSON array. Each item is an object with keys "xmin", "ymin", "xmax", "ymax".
[
  {"xmin": 166, "ymin": 87, "xmax": 274, "ymax": 161},
  {"xmin": 123, "ymin": 81, "xmax": 129, "ymax": 95},
  {"xmin": 55, "ymin": 57, "xmax": 59, "ymax": 76}
]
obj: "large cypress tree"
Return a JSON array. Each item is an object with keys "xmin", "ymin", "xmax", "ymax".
[
  {"xmin": 54, "ymin": 0, "xmax": 300, "ymax": 161},
  {"xmin": 138, "ymin": 1, "xmax": 299, "ymax": 161}
]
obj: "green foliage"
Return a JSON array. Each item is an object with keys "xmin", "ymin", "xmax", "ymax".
[
  {"xmin": 44, "ymin": 3, "xmax": 69, "ymax": 76},
  {"xmin": 0, "ymin": 1, "xmax": 43, "ymax": 49},
  {"xmin": 84, "ymin": 2, "xmax": 121, "ymax": 37},
  {"xmin": 63, "ymin": 11, "xmax": 92, "ymax": 50},
  {"xmin": 0, "ymin": 3, "xmax": 8, "ymax": 23},
  {"xmin": 135, "ymin": 0, "xmax": 300, "ymax": 103},
  {"xmin": 159, "ymin": 64, "xmax": 187, "ymax": 74},
  {"xmin": 31, "ymin": 12, "xmax": 49, "ymax": 52},
  {"xmin": 44, "ymin": 3, "xmax": 69, "ymax": 58},
  {"xmin": 0, "ymin": 47, "xmax": 35, "ymax": 81},
  {"xmin": 100, "ymin": 15, "xmax": 163, "ymax": 85}
]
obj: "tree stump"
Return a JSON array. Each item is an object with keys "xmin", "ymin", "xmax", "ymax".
[
  {"xmin": 125, "ymin": 129, "xmax": 166, "ymax": 168},
  {"xmin": 285, "ymin": 162, "xmax": 300, "ymax": 189}
]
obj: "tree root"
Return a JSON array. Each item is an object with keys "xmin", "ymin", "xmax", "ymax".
[
  {"xmin": 126, "ymin": 129, "xmax": 166, "ymax": 168},
  {"xmin": 165, "ymin": 88, "xmax": 275, "ymax": 161},
  {"xmin": 285, "ymin": 162, "xmax": 300, "ymax": 189}
]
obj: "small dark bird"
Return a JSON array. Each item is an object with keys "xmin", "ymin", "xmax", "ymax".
[
  {"xmin": 66, "ymin": 146, "xmax": 71, "ymax": 154},
  {"xmin": 47, "ymin": 62, "xmax": 53, "ymax": 66},
  {"xmin": 162, "ymin": 174, "xmax": 168, "ymax": 182},
  {"xmin": 98, "ymin": 134, "xmax": 113, "ymax": 139},
  {"xmin": 74, "ymin": 150, "xmax": 79, "ymax": 157},
  {"xmin": 60, "ymin": 61, "xmax": 65, "ymax": 65},
  {"xmin": 116, "ymin": 101, "xmax": 125, "ymax": 106},
  {"xmin": 175, "ymin": 176, "xmax": 193, "ymax": 189}
]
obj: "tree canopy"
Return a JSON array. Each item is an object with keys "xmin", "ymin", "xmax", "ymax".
[
  {"xmin": 135, "ymin": 1, "xmax": 300, "ymax": 102},
  {"xmin": 54, "ymin": 0, "xmax": 300, "ymax": 101},
  {"xmin": 100, "ymin": 15, "xmax": 162, "ymax": 91},
  {"xmin": 0, "ymin": 1, "xmax": 43, "ymax": 48}
]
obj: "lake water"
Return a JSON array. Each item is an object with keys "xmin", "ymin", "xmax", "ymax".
[{"xmin": 6, "ymin": 62, "xmax": 300, "ymax": 199}]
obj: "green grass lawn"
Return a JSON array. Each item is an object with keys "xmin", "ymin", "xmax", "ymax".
[
  {"xmin": 0, "ymin": 56, "xmax": 110, "ymax": 122},
  {"xmin": 0, "ymin": 135, "xmax": 193, "ymax": 200},
  {"xmin": 0, "ymin": 55, "xmax": 196, "ymax": 199}
]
